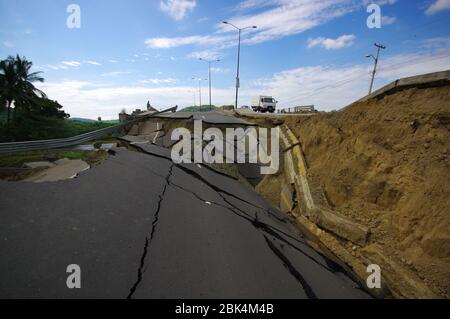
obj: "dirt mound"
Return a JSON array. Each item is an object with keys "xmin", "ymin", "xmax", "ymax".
[{"xmin": 285, "ymin": 85, "xmax": 450, "ymax": 297}]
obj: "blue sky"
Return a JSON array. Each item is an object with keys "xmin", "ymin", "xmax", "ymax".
[{"xmin": 1, "ymin": 0, "xmax": 449, "ymax": 119}]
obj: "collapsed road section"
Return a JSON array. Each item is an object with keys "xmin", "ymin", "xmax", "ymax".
[{"xmin": 0, "ymin": 144, "xmax": 370, "ymax": 299}]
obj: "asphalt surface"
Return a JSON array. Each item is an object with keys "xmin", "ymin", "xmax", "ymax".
[
  {"xmin": 148, "ymin": 111, "xmax": 254, "ymax": 125},
  {"xmin": 0, "ymin": 145, "xmax": 371, "ymax": 299}
]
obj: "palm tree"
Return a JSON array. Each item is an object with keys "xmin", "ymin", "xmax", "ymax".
[{"xmin": 0, "ymin": 55, "xmax": 45, "ymax": 126}]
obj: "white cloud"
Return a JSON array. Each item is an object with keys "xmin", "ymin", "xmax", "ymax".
[
  {"xmin": 235, "ymin": 0, "xmax": 276, "ymax": 10},
  {"xmin": 146, "ymin": 0, "xmax": 367, "ymax": 50},
  {"xmin": 3, "ymin": 41, "xmax": 14, "ymax": 48},
  {"xmin": 62, "ymin": 61, "xmax": 81, "ymax": 67},
  {"xmin": 422, "ymin": 36, "xmax": 450, "ymax": 50},
  {"xmin": 219, "ymin": 0, "xmax": 359, "ymax": 45},
  {"xmin": 100, "ymin": 71, "xmax": 131, "ymax": 77},
  {"xmin": 36, "ymin": 81, "xmax": 242, "ymax": 120},
  {"xmin": 160, "ymin": 0, "xmax": 196, "ymax": 21},
  {"xmin": 252, "ymin": 51, "xmax": 450, "ymax": 111},
  {"xmin": 145, "ymin": 35, "xmax": 226, "ymax": 49},
  {"xmin": 108, "ymin": 59, "xmax": 118, "ymax": 63},
  {"xmin": 35, "ymin": 48, "xmax": 450, "ymax": 119},
  {"xmin": 188, "ymin": 51, "xmax": 221, "ymax": 60},
  {"xmin": 381, "ymin": 15, "xmax": 396, "ymax": 25},
  {"xmin": 140, "ymin": 78, "xmax": 177, "ymax": 85},
  {"xmin": 425, "ymin": 0, "xmax": 450, "ymax": 15},
  {"xmin": 211, "ymin": 67, "xmax": 229, "ymax": 73},
  {"xmin": 86, "ymin": 60, "xmax": 101, "ymax": 66},
  {"xmin": 307, "ymin": 34, "xmax": 356, "ymax": 50},
  {"xmin": 362, "ymin": 0, "xmax": 397, "ymax": 5},
  {"xmin": 197, "ymin": 17, "xmax": 209, "ymax": 23},
  {"xmin": 40, "ymin": 60, "xmax": 83, "ymax": 71}
]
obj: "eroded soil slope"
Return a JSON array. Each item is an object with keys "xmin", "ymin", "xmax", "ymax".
[{"xmin": 285, "ymin": 85, "xmax": 450, "ymax": 297}]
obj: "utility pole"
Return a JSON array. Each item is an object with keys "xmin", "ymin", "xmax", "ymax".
[
  {"xmin": 223, "ymin": 21, "xmax": 257, "ymax": 110},
  {"xmin": 366, "ymin": 42, "xmax": 386, "ymax": 95},
  {"xmin": 199, "ymin": 58, "xmax": 221, "ymax": 110}
]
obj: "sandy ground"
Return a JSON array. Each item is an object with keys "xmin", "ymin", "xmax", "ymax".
[{"xmin": 282, "ymin": 85, "xmax": 450, "ymax": 297}]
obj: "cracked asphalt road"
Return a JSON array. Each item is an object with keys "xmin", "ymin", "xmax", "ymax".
[{"xmin": 0, "ymin": 146, "xmax": 371, "ymax": 299}]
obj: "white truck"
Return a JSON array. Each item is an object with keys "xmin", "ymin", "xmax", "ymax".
[{"xmin": 251, "ymin": 96, "xmax": 278, "ymax": 113}]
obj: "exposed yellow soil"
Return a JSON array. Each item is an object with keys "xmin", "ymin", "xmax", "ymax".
[{"xmin": 283, "ymin": 85, "xmax": 450, "ymax": 297}]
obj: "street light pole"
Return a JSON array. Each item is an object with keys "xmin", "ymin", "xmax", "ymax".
[
  {"xmin": 199, "ymin": 79, "xmax": 202, "ymax": 109},
  {"xmin": 223, "ymin": 21, "xmax": 257, "ymax": 110},
  {"xmin": 191, "ymin": 90, "xmax": 196, "ymax": 107},
  {"xmin": 192, "ymin": 77, "xmax": 207, "ymax": 111},
  {"xmin": 366, "ymin": 43, "xmax": 386, "ymax": 95},
  {"xmin": 199, "ymin": 58, "xmax": 221, "ymax": 110}
]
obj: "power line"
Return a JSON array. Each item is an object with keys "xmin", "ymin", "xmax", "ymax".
[{"xmin": 279, "ymin": 52, "xmax": 450, "ymax": 106}]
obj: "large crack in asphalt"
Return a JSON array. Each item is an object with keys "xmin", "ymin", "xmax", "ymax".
[
  {"xmin": 126, "ymin": 163, "xmax": 174, "ymax": 299},
  {"xmin": 113, "ymin": 154, "xmax": 330, "ymax": 272},
  {"xmin": 115, "ymin": 145, "xmax": 346, "ymax": 296},
  {"xmin": 263, "ymin": 235, "xmax": 317, "ymax": 299}
]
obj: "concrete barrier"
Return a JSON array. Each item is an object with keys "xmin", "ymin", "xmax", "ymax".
[
  {"xmin": 358, "ymin": 70, "xmax": 450, "ymax": 103},
  {"xmin": 279, "ymin": 125, "xmax": 369, "ymax": 245},
  {"xmin": 279, "ymin": 181, "xmax": 295, "ymax": 214}
]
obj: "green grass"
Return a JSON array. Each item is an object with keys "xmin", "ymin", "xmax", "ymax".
[
  {"xmin": 63, "ymin": 120, "xmax": 118, "ymax": 136},
  {"xmin": 0, "ymin": 108, "xmax": 7, "ymax": 124},
  {"xmin": 178, "ymin": 105, "xmax": 217, "ymax": 112},
  {"xmin": 0, "ymin": 149, "xmax": 98, "ymax": 168},
  {"xmin": 58, "ymin": 150, "xmax": 86, "ymax": 160},
  {"xmin": 0, "ymin": 150, "xmax": 86, "ymax": 167},
  {"xmin": 0, "ymin": 118, "xmax": 119, "ymax": 143},
  {"xmin": 0, "ymin": 150, "xmax": 48, "ymax": 167}
]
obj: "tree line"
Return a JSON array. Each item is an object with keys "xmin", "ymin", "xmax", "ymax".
[{"xmin": 0, "ymin": 55, "xmax": 71, "ymax": 142}]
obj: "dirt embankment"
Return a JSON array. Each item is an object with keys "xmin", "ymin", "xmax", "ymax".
[{"xmin": 283, "ymin": 85, "xmax": 450, "ymax": 297}]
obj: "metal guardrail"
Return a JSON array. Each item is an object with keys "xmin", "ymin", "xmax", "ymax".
[
  {"xmin": 277, "ymin": 105, "xmax": 315, "ymax": 114},
  {"xmin": 0, "ymin": 105, "xmax": 178, "ymax": 154}
]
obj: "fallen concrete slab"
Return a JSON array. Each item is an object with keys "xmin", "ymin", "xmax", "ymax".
[
  {"xmin": 25, "ymin": 159, "xmax": 90, "ymax": 183},
  {"xmin": 100, "ymin": 143, "xmax": 117, "ymax": 150},
  {"xmin": 138, "ymin": 121, "xmax": 164, "ymax": 135},
  {"xmin": 121, "ymin": 132, "xmax": 165, "ymax": 145},
  {"xmin": 120, "ymin": 135, "xmax": 151, "ymax": 144},
  {"xmin": 73, "ymin": 144, "xmax": 96, "ymax": 151},
  {"xmin": 23, "ymin": 161, "xmax": 56, "ymax": 169}
]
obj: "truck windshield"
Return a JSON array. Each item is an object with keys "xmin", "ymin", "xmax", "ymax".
[{"xmin": 262, "ymin": 98, "xmax": 274, "ymax": 103}]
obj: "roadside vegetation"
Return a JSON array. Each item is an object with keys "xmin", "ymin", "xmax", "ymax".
[
  {"xmin": 0, "ymin": 150, "xmax": 86, "ymax": 168},
  {"xmin": 0, "ymin": 55, "xmax": 117, "ymax": 142},
  {"xmin": 0, "ymin": 149, "xmax": 109, "ymax": 181},
  {"xmin": 178, "ymin": 105, "xmax": 217, "ymax": 112}
]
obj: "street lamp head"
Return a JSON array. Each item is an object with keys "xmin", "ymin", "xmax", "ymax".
[
  {"xmin": 223, "ymin": 21, "xmax": 228, "ymax": 24},
  {"xmin": 252, "ymin": 26, "xmax": 257, "ymax": 28}
]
